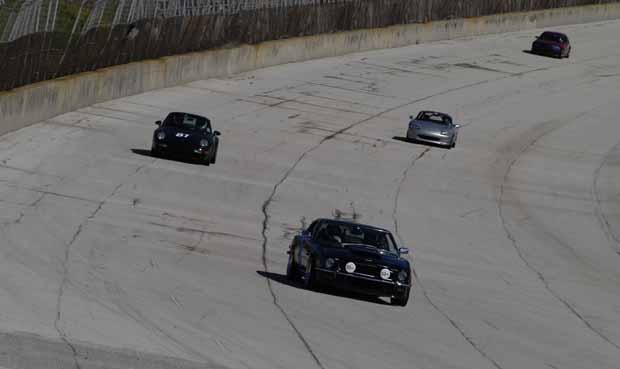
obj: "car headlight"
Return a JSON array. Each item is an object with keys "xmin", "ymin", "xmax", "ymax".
[
  {"xmin": 200, "ymin": 139, "xmax": 209, "ymax": 147},
  {"xmin": 345, "ymin": 262, "xmax": 356, "ymax": 273},
  {"xmin": 380, "ymin": 268, "xmax": 391, "ymax": 280},
  {"xmin": 156, "ymin": 132, "xmax": 166, "ymax": 140},
  {"xmin": 412, "ymin": 124, "xmax": 420, "ymax": 129},
  {"xmin": 325, "ymin": 258, "xmax": 335, "ymax": 269},
  {"xmin": 397, "ymin": 270, "xmax": 408, "ymax": 282},
  {"xmin": 441, "ymin": 130, "xmax": 449, "ymax": 135}
]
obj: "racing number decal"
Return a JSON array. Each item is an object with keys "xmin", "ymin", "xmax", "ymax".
[{"xmin": 175, "ymin": 133, "xmax": 190, "ymax": 138}]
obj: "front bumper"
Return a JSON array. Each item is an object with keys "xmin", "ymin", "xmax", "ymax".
[
  {"xmin": 315, "ymin": 268, "xmax": 410, "ymax": 297},
  {"xmin": 406, "ymin": 128, "xmax": 452, "ymax": 146},
  {"xmin": 532, "ymin": 44, "xmax": 561, "ymax": 56},
  {"xmin": 153, "ymin": 141, "xmax": 209, "ymax": 156}
]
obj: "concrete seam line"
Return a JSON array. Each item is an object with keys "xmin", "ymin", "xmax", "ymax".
[
  {"xmin": 3, "ymin": 4, "xmax": 620, "ymax": 137},
  {"xmin": 497, "ymin": 109, "xmax": 620, "ymax": 352},
  {"xmin": 391, "ymin": 148, "xmax": 505, "ymax": 369}
]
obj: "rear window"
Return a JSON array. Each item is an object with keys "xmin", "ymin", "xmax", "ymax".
[{"xmin": 540, "ymin": 32, "xmax": 566, "ymax": 42}]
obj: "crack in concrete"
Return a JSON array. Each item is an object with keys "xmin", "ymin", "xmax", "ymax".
[
  {"xmin": 257, "ymin": 53, "xmax": 620, "ymax": 369},
  {"xmin": 391, "ymin": 148, "xmax": 505, "ymax": 369},
  {"xmin": 53, "ymin": 163, "xmax": 150, "ymax": 369},
  {"xmin": 260, "ymin": 148, "xmax": 325, "ymax": 369}
]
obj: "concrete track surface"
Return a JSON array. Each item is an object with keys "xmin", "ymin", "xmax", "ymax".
[{"xmin": 1, "ymin": 20, "xmax": 620, "ymax": 369}]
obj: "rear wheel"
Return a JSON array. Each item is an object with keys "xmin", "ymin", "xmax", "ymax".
[{"xmin": 392, "ymin": 288, "xmax": 410, "ymax": 307}]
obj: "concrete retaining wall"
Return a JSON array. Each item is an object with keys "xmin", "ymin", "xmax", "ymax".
[{"xmin": 2, "ymin": 2, "xmax": 620, "ymax": 136}]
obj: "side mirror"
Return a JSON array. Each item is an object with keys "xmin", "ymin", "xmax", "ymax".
[
  {"xmin": 409, "ymin": 116, "xmax": 413, "ymax": 120},
  {"xmin": 399, "ymin": 247, "xmax": 409, "ymax": 255},
  {"xmin": 155, "ymin": 120, "xmax": 161, "ymax": 126},
  {"xmin": 214, "ymin": 130, "xmax": 221, "ymax": 136}
]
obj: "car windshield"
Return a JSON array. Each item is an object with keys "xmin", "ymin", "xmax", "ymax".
[
  {"xmin": 315, "ymin": 222, "xmax": 399, "ymax": 254},
  {"xmin": 164, "ymin": 113, "xmax": 211, "ymax": 132},
  {"xmin": 540, "ymin": 32, "xmax": 565, "ymax": 42},
  {"xmin": 417, "ymin": 112, "xmax": 452, "ymax": 125}
]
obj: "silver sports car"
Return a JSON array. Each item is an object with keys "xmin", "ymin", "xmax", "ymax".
[{"xmin": 406, "ymin": 111, "xmax": 460, "ymax": 148}]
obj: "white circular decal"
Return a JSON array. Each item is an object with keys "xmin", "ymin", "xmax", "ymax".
[
  {"xmin": 380, "ymin": 268, "xmax": 391, "ymax": 280},
  {"xmin": 345, "ymin": 262, "xmax": 356, "ymax": 273}
]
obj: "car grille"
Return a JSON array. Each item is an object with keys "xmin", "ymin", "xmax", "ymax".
[
  {"xmin": 418, "ymin": 134, "xmax": 441, "ymax": 142},
  {"xmin": 338, "ymin": 260, "xmax": 399, "ymax": 281},
  {"xmin": 355, "ymin": 263, "xmax": 379, "ymax": 277}
]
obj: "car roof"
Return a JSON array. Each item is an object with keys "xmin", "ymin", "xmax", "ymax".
[
  {"xmin": 418, "ymin": 110, "xmax": 451, "ymax": 117},
  {"xmin": 541, "ymin": 31, "xmax": 568, "ymax": 37},
  {"xmin": 315, "ymin": 218, "xmax": 391, "ymax": 233}
]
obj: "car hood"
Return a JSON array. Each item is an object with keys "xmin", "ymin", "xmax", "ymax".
[
  {"xmin": 411, "ymin": 119, "xmax": 453, "ymax": 133},
  {"xmin": 321, "ymin": 244, "xmax": 409, "ymax": 270}
]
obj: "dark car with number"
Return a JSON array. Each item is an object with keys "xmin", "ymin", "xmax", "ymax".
[
  {"xmin": 286, "ymin": 218, "xmax": 412, "ymax": 306},
  {"xmin": 531, "ymin": 31, "xmax": 571, "ymax": 58},
  {"xmin": 151, "ymin": 112, "xmax": 220, "ymax": 165},
  {"xmin": 407, "ymin": 111, "xmax": 460, "ymax": 149}
]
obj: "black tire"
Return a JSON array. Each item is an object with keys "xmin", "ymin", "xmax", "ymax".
[
  {"xmin": 392, "ymin": 288, "xmax": 410, "ymax": 306},
  {"xmin": 202, "ymin": 152, "xmax": 211, "ymax": 166},
  {"xmin": 302, "ymin": 256, "xmax": 317, "ymax": 290},
  {"xmin": 286, "ymin": 252, "xmax": 299, "ymax": 281},
  {"xmin": 210, "ymin": 144, "xmax": 218, "ymax": 164},
  {"xmin": 151, "ymin": 144, "xmax": 161, "ymax": 158}
]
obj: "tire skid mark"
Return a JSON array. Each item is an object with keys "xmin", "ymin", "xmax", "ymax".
[
  {"xmin": 592, "ymin": 139, "xmax": 620, "ymax": 255},
  {"xmin": 498, "ymin": 113, "xmax": 620, "ymax": 352},
  {"xmin": 54, "ymin": 162, "xmax": 151, "ymax": 369},
  {"xmin": 392, "ymin": 148, "xmax": 504, "ymax": 369}
]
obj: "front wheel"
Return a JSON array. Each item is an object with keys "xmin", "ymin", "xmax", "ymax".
[
  {"xmin": 392, "ymin": 288, "xmax": 410, "ymax": 306},
  {"xmin": 151, "ymin": 144, "xmax": 161, "ymax": 158},
  {"xmin": 210, "ymin": 144, "xmax": 218, "ymax": 164},
  {"xmin": 286, "ymin": 252, "xmax": 299, "ymax": 281},
  {"xmin": 303, "ymin": 256, "xmax": 317, "ymax": 290}
]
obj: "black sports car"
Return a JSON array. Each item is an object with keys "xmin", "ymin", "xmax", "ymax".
[
  {"xmin": 286, "ymin": 218, "xmax": 412, "ymax": 306},
  {"xmin": 531, "ymin": 31, "xmax": 571, "ymax": 58},
  {"xmin": 151, "ymin": 112, "xmax": 220, "ymax": 165}
]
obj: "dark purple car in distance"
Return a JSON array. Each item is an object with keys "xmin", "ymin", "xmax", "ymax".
[{"xmin": 531, "ymin": 31, "xmax": 571, "ymax": 58}]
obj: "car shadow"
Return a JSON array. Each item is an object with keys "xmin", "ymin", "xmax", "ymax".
[
  {"xmin": 392, "ymin": 136, "xmax": 450, "ymax": 150},
  {"xmin": 256, "ymin": 270, "xmax": 392, "ymax": 306},
  {"xmin": 523, "ymin": 49, "xmax": 557, "ymax": 59},
  {"xmin": 131, "ymin": 148, "xmax": 204, "ymax": 165}
]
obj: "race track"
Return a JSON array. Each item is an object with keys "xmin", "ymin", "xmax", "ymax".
[{"xmin": 2, "ymin": 19, "xmax": 620, "ymax": 369}]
